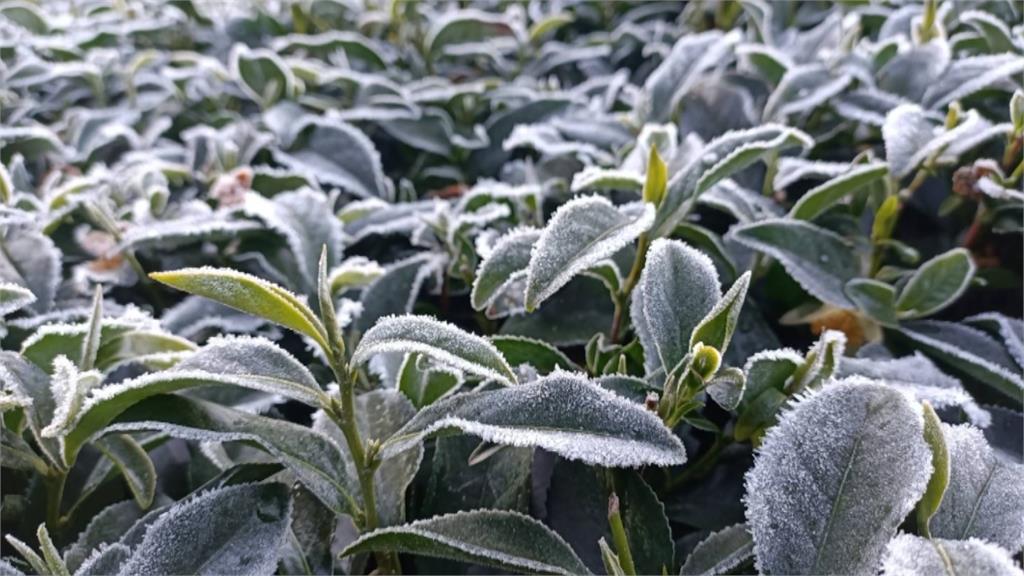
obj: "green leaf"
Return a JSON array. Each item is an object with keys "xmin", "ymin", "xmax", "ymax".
[
  {"xmin": 789, "ymin": 163, "xmax": 889, "ymax": 221},
  {"xmin": 381, "ymin": 372, "xmax": 686, "ymax": 468},
  {"xmin": 845, "ymin": 278, "xmax": 898, "ymax": 326},
  {"xmin": 63, "ymin": 499, "xmax": 151, "ymax": 573},
  {"xmin": 642, "ymin": 144, "xmax": 668, "ymax": 206},
  {"xmin": 427, "ymin": 9, "xmax": 515, "ymax": 60},
  {"xmin": 916, "ymin": 402, "xmax": 949, "ymax": 536},
  {"xmin": 93, "ymin": 434, "xmax": 156, "ymax": 510},
  {"xmin": 230, "ymin": 44, "xmax": 294, "ymax": 106},
  {"xmin": 118, "ymin": 483, "xmax": 292, "ymax": 575},
  {"xmin": 896, "ymin": 248, "xmax": 975, "ymax": 319},
  {"xmin": 730, "ymin": 218, "xmax": 860, "ymax": 308},
  {"xmin": 680, "ymin": 523, "xmax": 754, "ymax": 576},
  {"xmin": 931, "ymin": 423, "xmax": 1024, "ymax": 551},
  {"xmin": 150, "ymin": 267, "xmax": 328, "ymax": 351},
  {"xmin": 397, "ymin": 353, "xmax": 463, "ymax": 409},
  {"xmin": 617, "ymin": 472, "xmax": 674, "ymax": 576},
  {"xmin": 471, "ymin": 229, "xmax": 539, "ymax": 312},
  {"xmin": 79, "ymin": 287, "xmax": 103, "ymax": 372},
  {"xmin": 525, "ymin": 196, "xmax": 654, "ymax": 311},
  {"xmin": 745, "ymin": 380, "xmax": 932, "ymax": 574},
  {"xmin": 106, "ymin": 394, "xmax": 357, "ymax": 516},
  {"xmin": 881, "ymin": 534, "xmax": 1023, "ymax": 576},
  {"xmin": 631, "ymin": 239, "xmax": 722, "ymax": 376},
  {"xmin": 280, "ymin": 116, "xmax": 390, "ymax": 199},
  {"xmin": 528, "ymin": 13, "xmax": 573, "ymax": 44},
  {"xmin": 62, "ymin": 336, "xmax": 329, "ymax": 464},
  {"xmin": 353, "ymin": 315, "xmax": 517, "ymax": 386},
  {"xmin": 489, "ymin": 335, "xmax": 578, "ymax": 374},
  {"xmin": 342, "ymin": 510, "xmax": 590, "ymax": 575},
  {"xmin": 690, "ymin": 272, "xmax": 751, "ymax": 355}
]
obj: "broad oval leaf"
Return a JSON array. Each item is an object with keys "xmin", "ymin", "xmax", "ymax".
[
  {"xmin": 730, "ymin": 218, "xmax": 859, "ymax": 308},
  {"xmin": 489, "ymin": 334, "xmax": 578, "ymax": 374},
  {"xmin": 150, "ymin": 267, "xmax": 328, "ymax": 351},
  {"xmin": 789, "ymin": 163, "xmax": 889, "ymax": 221},
  {"xmin": 632, "ymin": 239, "xmax": 721, "ymax": 376},
  {"xmin": 277, "ymin": 116, "xmax": 390, "ymax": 199},
  {"xmin": 342, "ymin": 510, "xmax": 590, "ymax": 576},
  {"xmin": 896, "ymin": 248, "xmax": 975, "ymax": 319},
  {"xmin": 353, "ymin": 315, "xmax": 516, "ymax": 386},
  {"xmin": 106, "ymin": 394, "xmax": 356, "ymax": 517},
  {"xmin": 745, "ymin": 379, "xmax": 932, "ymax": 575},
  {"xmin": 881, "ymin": 534, "xmax": 1023, "ymax": 576},
  {"xmin": 525, "ymin": 197, "xmax": 654, "ymax": 311},
  {"xmin": 680, "ymin": 523, "xmax": 754, "ymax": 576},
  {"xmin": 382, "ymin": 371, "xmax": 685, "ymax": 468},
  {"xmin": 118, "ymin": 482, "xmax": 292, "ymax": 576},
  {"xmin": 845, "ymin": 279, "xmax": 898, "ymax": 327},
  {"xmin": 230, "ymin": 44, "xmax": 294, "ymax": 107},
  {"xmin": 471, "ymin": 228, "xmax": 540, "ymax": 311},
  {"xmin": 931, "ymin": 423, "xmax": 1024, "ymax": 551}
]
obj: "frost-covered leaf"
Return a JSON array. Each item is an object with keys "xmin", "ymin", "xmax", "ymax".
[
  {"xmin": 707, "ymin": 368, "xmax": 746, "ymax": 412},
  {"xmin": 500, "ymin": 276, "xmax": 614, "ymax": 347},
  {"xmin": 789, "ymin": 163, "xmax": 889, "ymax": 221},
  {"xmin": 354, "ymin": 315, "xmax": 516, "ymax": 386},
  {"xmin": 570, "ymin": 168, "xmax": 644, "ymax": 194},
  {"xmin": 641, "ymin": 30, "xmax": 740, "ymax": 122},
  {"xmin": 691, "ymin": 272, "xmax": 751, "ymax": 355},
  {"xmin": 898, "ymin": 320, "xmax": 1024, "ymax": 404},
  {"xmin": 118, "ymin": 482, "xmax": 292, "ymax": 576},
  {"xmin": 342, "ymin": 510, "xmax": 589, "ymax": 575},
  {"xmin": 732, "ymin": 218, "xmax": 860, "ymax": 307},
  {"xmin": 525, "ymin": 197, "xmax": 654, "ymax": 311},
  {"xmin": 680, "ymin": 523, "xmax": 754, "ymax": 576},
  {"xmin": 0, "ymin": 282, "xmax": 35, "ymax": 317},
  {"xmin": 106, "ymin": 394, "xmax": 355, "ymax": 516},
  {"xmin": 881, "ymin": 534, "xmax": 1023, "ymax": 576},
  {"xmin": 965, "ymin": 312, "xmax": 1024, "ymax": 370},
  {"xmin": 845, "ymin": 279, "xmax": 899, "ymax": 327},
  {"xmin": 93, "ymin": 434, "xmax": 156, "ymax": 510},
  {"xmin": 471, "ymin": 229, "xmax": 539, "ymax": 312},
  {"xmin": 883, "ymin": 104, "xmax": 941, "ymax": 179},
  {"xmin": 427, "ymin": 9, "xmax": 515, "ymax": 60},
  {"xmin": 653, "ymin": 125, "xmax": 812, "ymax": 237},
  {"xmin": 63, "ymin": 500, "xmax": 149, "ymax": 573},
  {"xmin": 150, "ymin": 267, "xmax": 328, "ymax": 351},
  {"xmin": 923, "ymin": 53, "xmax": 1024, "ymax": 109},
  {"xmin": 745, "ymin": 380, "xmax": 933, "ymax": 575},
  {"xmin": 930, "ymin": 423, "xmax": 1024, "ymax": 551},
  {"xmin": 397, "ymin": 353, "xmax": 463, "ymax": 408},
  {"xmin": 0, "ymin": 227, "xmax": 61, "ymax": 314},
  {"xmin": 356, "ymin": 252, "xmax": 442, "ymax": 332},
  {"xmin": 382, "ymin": 371, "xmax": 686, "ymax": 468},
  {"xmin": 277, "ymin": 117, "xmax": 390, "ymax": 199},
  {"xmin": 328, "ymin": 257, "xmax": 384, "ymax": 295},
  {"xmin": 896, "ymin": 248, "xmax": 975, "ymax": 319},
  {"xmin": 230, "ymin": 44, "xmax": 294, "ymax": 107},
  {"xmin": 631, "ymin": 239, "xmax": 721, "ymax": 375},
  {"xmin": 490, "ymin": 335, "xmax": 578, "ymax": 374}
]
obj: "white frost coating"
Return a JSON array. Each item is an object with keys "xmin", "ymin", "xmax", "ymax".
[
  {"xmin": 0, "ymin": 282, "xmax": 35, "ymax": 317},
  {"xmin": 745, "ymin": 380, "xmax": 932, "ymax": 575},
  {"xmin": 382, "ymin": 370, "xmax": 686, "ymax": 468},
  {"xmin": 329, "ymin": 256, "xmax": 386, "ymax": 293},
  {"xmin": 524, "ymin": 196, "xmax": 654, "ymax": 310},
  {"xmin": 923, "ymin": 53, "xmax": 1024, "ymax": 109},
  {"xmin": 931, "ymin": 424, "xmax": 1024, "ymax": 551},
  {"xmin": 470, "ymin": 228, "xmax": 539, "ymax": 311},
  {"xmin": 353, "ymin": 315, "xmax": 517, "ymax": 387},
  {"xmin": 569, "ymin": 167, "xmax": 644, "ymax": 193},
  {"xmin": 118, "ymin": 483, "xmax": 292, "ymax": 576},
  {"xmin": 632, "ymin": 239, "xmax": 721, "ymax": 375},
  {"xmin": 680, "ymin": 523, "xmax": 754, "ymax": 576},
  {"xmin": 881, "ymin": 534, "xmax": 1023, "ymax": 576},
  {"xmin": 837, "ymin": 353, "xmax": 991, "ymax": 427},
  {"xmin": 899, "ymin": 321, "xmax": 1024, "ymax": 397},
  {"xmin": 774, "ymin": 158, "xmax": 856, "ymax": 191},
  {"xmin": 41, "ymin": 356, "xmax": 100, "ymax": 439},
  {"xmin": 641, "ymin": 29, "xmax": 741, "ymax": 122},
  {"xmin": 694, "ymin": 126, "xmax": 814, "ymax": 195},
  {"xmin": 883, "ymin": 104, "xmax": 940, "ymax": 178},
  {"xmin": 965, "ymin": 312, "xmax": 1024, "ymax": 371}
]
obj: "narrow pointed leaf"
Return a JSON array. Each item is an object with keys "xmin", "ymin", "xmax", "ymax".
[
  {"xmin": 789, "ymin": 163, "xmax": 889, "ymax": 221},
  {"xmin": 681, "ymin": 523, "xmax": 754, "ymax": 576},
  {"xmin": 471, "ymin": 229, "xmax": 539, "ymax": 311},
  {"xmin": 691, "ymin": 272, "xmax": 751, "ymax": 354},
  {"xmin": 93, "ymin": 435, "xmax": 156, "ymax": 510}
]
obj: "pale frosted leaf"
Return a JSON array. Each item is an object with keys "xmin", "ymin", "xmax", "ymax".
[
  {"xmin": 118, "ymin": 483, "xmax": 292, "ymax": 576},
  {"xmin": 923, "ymin": 53, "xmax": 1024, "ymax": 109},
  {"xmin": 931, "ymin": 423, "xmax": 1024, "ymax": 551},
  {"xmin": 959, "ymin": 10, "xmax": 1019, "ymax": 53},
  {"xmin": 427, "ymin": 9, "xmax": 515, "ymax": 60},
  {"xmin": 63, "ymin": 500, "xmax": 148, "ymax": 572},
  {"xmin": 277, "ymin": 117, "xmax": 390, "ymax": 199},
  {"xmin": 525, "ymin": 196, "xmax": 654, "ymax": 311},
  {"xmin": 896, "ymin": 248, "xmax": 975, "ymax": 319},
  {"xmin": 730, "ymin": 218, "xmax": 859, "ymax": 308},
  {"xmin": 230, "ymin": 44, "xmax": 294, "ymax": 106},
  {"xmin": 329, "ymin": 256, "xmax": 385, "ymax": 294},
  {"xmin": 0, "ymin": 227, "xmax": 61, "ymax": 313},
  {"xmin": 883, "ymin": 104, "xmax": 941, "ymax": 178},
  {"xmin": 707, "ymin": 368, "xmax": 746, "ymax": 412},
  {"xmin": 354, "ymin": 315, "xmax": 516, "ymax": 386},
  {"xmin": 789, "ymin": 163, "xmax": 889, "ymax": 221},
  {"xmin": 745, "ymin": 380, "xmax": 932, "ymax": 575},
  {"xmin": 471, "ymin": 228, "xmax": 539, "ymax": 311},
  {"xmin": 641, "ymin": 30, "xmax": 740, "ymax": 122},
  {"xmin": 342, "ymin": 510, "xmax": 589, "ymax": 575},
  {"xmin": 774, "ymin": 158, "xmax": 852, "ymax": 191},
  {"xmin": 76, "ymin": 543, "xmax": 130, "ymax": 576},
  {"xmin": 382, "ymin": 371, "xmax": 686, "ymax": 468},
  {"xmin": 500, "ymin": 277, "xmax": 614, "ymax": 347},
  {"xmin": 763, "ymin": 65, "xmax": 853, "ymax": 121},
  {"xmin": 313, "ymin": 390, "xmax": 420, "ymax": 526},
  {"xmin": 570, "ymin": 167, "xmax": 644, "ymax": 194},
  {"xmin": 680, "ymin": 523, "xmax": 754, "ymax": 576},
  {"xmin": 342, "ymin": 199, "xmax": 438, "ymax": 241},
  {"xmin": 105, "ymin": 394, "xmax": 356, "ymax": 516},
  {"xmin": 0, "ymin": 282, "xmax": 35, "ymax": 317},
  {"xmin": 356, "ymin": 252, "xmax": 442, "ymax": 332},
  {"xmin": 118, "ymin": 219, "xmax": 262, "ymax": 253},
  {"xmin": 964, "ymin": 312, "xmax": 1024, "ymax": 371},
  {"xmin": 93, "ymin": 434, "xmax": 156, "ymax": 510},
  {"xmin": 898, "ymin": 320, "xmax": 1024, "ymax": 404},
  {"xmin": 881, "ymin": 534, "xmax": 1023, "ymax": 576}
]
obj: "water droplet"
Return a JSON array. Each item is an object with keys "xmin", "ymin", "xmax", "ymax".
[{"xmin": 819, "ymin": 254, "xmax": 830, "ymax": 263}]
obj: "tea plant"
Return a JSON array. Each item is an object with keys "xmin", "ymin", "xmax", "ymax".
[{"xmin": 0, "ymin": 1, "xmax": 1022, "ymax": 575}]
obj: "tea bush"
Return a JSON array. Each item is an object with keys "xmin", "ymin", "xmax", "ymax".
[{"xmin": 0, "ymin": 1, "xmax": 1022, "ymax": 575}]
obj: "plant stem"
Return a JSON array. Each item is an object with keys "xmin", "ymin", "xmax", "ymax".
[
  {"xmin": 607, "ymin": 493, "xmax": 637, "ymax": 576},
  {"xmin": 610, "ymin": 233, "xmax": 650, "ymax": 343},
  {"xmin": 44, "ymin": 472, "xmax": 67, "ymax": 532}
]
